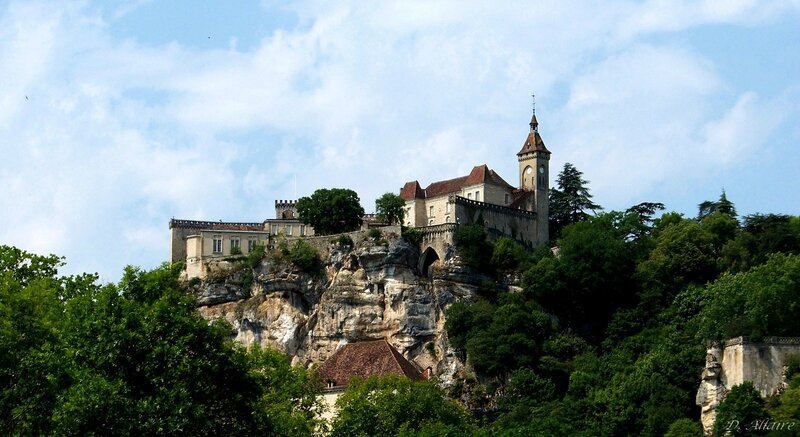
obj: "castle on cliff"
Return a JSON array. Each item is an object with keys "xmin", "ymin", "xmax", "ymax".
[
  {"xmin": 400, "ymin": 112, "xmax": 550, "ymax": 246},
  {"xmin": 169, "ymin": 111, "xmax": 552, "ymax": 272}
]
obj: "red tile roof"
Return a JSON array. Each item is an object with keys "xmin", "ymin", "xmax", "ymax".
[
  {"xmin": 400, "ymin": 165, "xmax": 514, "ymax": 200},
  {"xmin": 317, "ymin": 339, "xmax": 424, "ymax": 388},
  {"xmin": 400, "ymin": 181, "xmax": 425, "ymax": 200}
]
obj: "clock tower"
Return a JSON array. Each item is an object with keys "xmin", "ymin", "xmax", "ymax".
[{"xmin": 517, "ymin": 111, "xmax": 550, "ymax": 242}]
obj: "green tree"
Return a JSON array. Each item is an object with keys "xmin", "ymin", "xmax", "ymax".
[
  {"xmin": 548, "ymin": 162, "xmax": 601, "ymax": 239},
  {"xmin": 453, "ymin": 224, "xmax": 493, "ymax": 271},
  {"xmin": 637, "ymin": 219, "xmax": 716, "ymax": 310},
  {"xmin": 297, "ymin": 188, "xmax": 365, "ymax": 235},
  {"xmin": 375, "ymin": 192, "xmax": 406, "ymax": 225},
  {"xmin": 330, "ymin": 375, "xmax": 473, "ymax": 437},
  {"xmin": 664, "ymin": 418, "xmax": 703, "ymax": 437},
  {"xmin": 713, "ymin": 382, "xmax": 767, "ymax": 436},
  {"xmin": 698, "ymin": 189, "xmax": 737, "ymax": 220},
  {"xmin": 697, "ymin": 253, "xmax": 800, "ymax": 341},
  {"xmin": 491, "ymin": 236, "xmax": 530, "ymax": 272}
]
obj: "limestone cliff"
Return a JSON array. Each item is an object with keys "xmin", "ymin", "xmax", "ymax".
[{"xmin": 190, "ymin": 230, "xmax": 489, "ymax": 385}]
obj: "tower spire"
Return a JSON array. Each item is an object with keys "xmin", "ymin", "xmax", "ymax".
[{"xmin": 530, "ymin": 93, "xmax": 539, "ymax": 132}]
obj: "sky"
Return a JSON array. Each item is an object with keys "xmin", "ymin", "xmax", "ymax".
[{"xmin": 1, "ymin": 0, "xmax": 799, "ymax": 281}]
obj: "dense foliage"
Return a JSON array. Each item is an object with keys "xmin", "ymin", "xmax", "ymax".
[
  {"xmin": 442, "ymin": 191, "xmax": 800, "ymax": 436},
  {"xmin": 296, "ymin": 188, "xmax": 365, "ymax": 235},
  {"xmin": 3, "ymin": 186, "xmax": 800, "ymax": 435},
  {"xmin": 330, "ymin": 375, "xmax": 476, "ymax": 437},
  {"xmin": 0, "ymin": 246, "xmax": 321, "ymax": 435}
]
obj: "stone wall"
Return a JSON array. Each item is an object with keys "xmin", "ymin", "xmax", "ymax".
[
  {"xmin": 452, "ymin": 195, "xmax": 539, "ymax": 247},
  {"xmin": 697, "ymin": 337, "xmax": 800, "ymax": 435}
]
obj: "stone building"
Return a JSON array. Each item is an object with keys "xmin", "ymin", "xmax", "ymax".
[
  {"xmin": 169, "ymin": 200, "xmax": 315, "ymax": 278},
  {"xmin": 400, "ymin": 113, "xmax": 551, "ymax": 247}
]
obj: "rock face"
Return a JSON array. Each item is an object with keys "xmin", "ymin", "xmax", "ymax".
[
  {"xmin": 696, "ymin": 337, "xmax": 800, "ymax": 435},
  {"xmin": 194, "ymin": 231, "xmax": 487, "ymax": 385}
]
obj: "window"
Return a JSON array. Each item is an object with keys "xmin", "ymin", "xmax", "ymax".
[
  {"xmin": 475, "ymin": 191, "xmax": 480, "ymax": 201},
  {"xmin": 446, "ymin": 203, "xmax": 450, "ymax": 213},
  {"xmin": 445, "ymin": 215, "xmax": 451, "ymax": 223},
  {"xmin": 212, "ymin": 235, "xmax": 222, "ymax": 253},
  {"xmin": 300, "ymin": 225, "xmax": 306, "ymax": 236},
  {"xmin": 429, "ymin": 206, "xmax": 434, "ymax": 216},
  {"xmin": 286, "ymin": 225, "xmax": 293, "ymax": 236},
  {"xmin": 271, "ymin": 224, "xmax": 279, "ymax": 235},
  {"xmin": 248, "ymin": 238, "xmax": 257, "ymax": 251},
  {"xmin": 429, "ymin": 219, "xmax": 434, "ymax": 225},
  {"xmin": 467, "ymin": 193, "xmax": 472, "ymax": 200},
  {"xmin": 231, "ymin": 237, "xmax": 240, "ymax": 249}
]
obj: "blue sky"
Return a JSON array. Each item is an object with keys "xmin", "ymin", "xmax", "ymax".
[{"xmin": 1, "ymin": 0, "xmax": 799, "ymax": 281}]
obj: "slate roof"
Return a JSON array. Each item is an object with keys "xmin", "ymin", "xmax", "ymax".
[
  {"xmin": 400, "ymin": 164, "xmax": 515, "ymax": 200},
  {"xmin": 517, "ymin": 131, "xmax": 550, "ymax": 156},
  {"xmin": 317, "ymin": 339, "xmax": 424, "ymax": 388}
]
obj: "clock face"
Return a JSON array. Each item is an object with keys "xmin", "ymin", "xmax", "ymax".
[
  {"xmin": 526, "ymin": 167, "xmax": 533, "ymax": 175},
  {"xmin": 539, "ymin": 166, "xmax": 545, "ymax": 174}
]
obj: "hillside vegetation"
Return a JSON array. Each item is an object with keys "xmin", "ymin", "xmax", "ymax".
[{"xmin": 2, "ymin": 191, "xmax": 800, "ymax": 435}]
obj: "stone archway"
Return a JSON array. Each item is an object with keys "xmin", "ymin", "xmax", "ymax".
[{"xmin": 419, "ymin": 247, "xmax": 440, "ymax": 277}]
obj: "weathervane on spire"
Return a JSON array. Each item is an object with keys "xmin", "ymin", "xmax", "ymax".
[{"xmin": 530, "ymin": 93, "xmax": 538, "ymax": 132}]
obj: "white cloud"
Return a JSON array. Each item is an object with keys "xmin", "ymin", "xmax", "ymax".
[{"xmin": 1, "ymin": 0, "xmax": 798, "ymax": 279}]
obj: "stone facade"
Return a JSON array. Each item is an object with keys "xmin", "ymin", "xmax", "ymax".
[
  {"xmin": 400, "ymin": 113, "xmax": 550, "ymax": 247},
  {"xmin": 697, "ymin": 337, "xmax": 800, "ymax": 435}
]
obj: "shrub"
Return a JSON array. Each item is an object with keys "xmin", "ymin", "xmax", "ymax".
[
  {"xmin": 454, "ymin": 224, "xmax": 493, "ymax": 271},
  {"xmin": 401, "ymin": 226, "xmax": 423, "ymax": 247},
  {"xmin": 230, "ymin": 246, "xmax": 242, "ymax": 255},
  {"xmin": 368, "ymin": 228, "xmax": 382, "ymax": 240},
  {"xmin": 336, "ymin": 234, "xmax": 354, "ymax": 247},
  {"xmin": 289, "ymin": 240, "xmax": 321, "ymax": 274},
  {"xmin": 246, "ymin": 243, "xmax": 265, "ymax": 268},
  {"xmin": 713, "ymin": 381, "xmax": 767, "ymax": 436}
]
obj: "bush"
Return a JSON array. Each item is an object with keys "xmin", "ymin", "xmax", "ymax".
[
  {"xmin": 336, "ymin": 234, "xmax": 354, "ymax": 247},
  {"xmin": 713, "ymin": 381, "xmax": 767, "ymax": 436},
  {"xmin": 491, "ymin": 236, "xmax": 530, "ymax": 272},
  {"xmin": 246, "ymin": 243, "xmax": 265, "ymax": 268},
  {"xmin": 289, "ymin": 240, "xmax": 321, "ymax": 274},
  {"xmin": 664, "ymin": 418, "xmax": 702, "ymax": 437},
  {"xmin": 401, "ymin": 226, "xmax": 423, "ymax": 247},
  {"xmin": 230, "ymin": 246, "xmax": 242, "ymax": 255},
  {"xmin": 368, "ymin": 228, "xmax": 382, "ymax": 240},
  {"xmin": 454, "ymin": 224, "xmax": 493, "ymax": 271}
]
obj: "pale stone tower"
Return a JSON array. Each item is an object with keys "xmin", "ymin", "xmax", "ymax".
[{"xmin": 517, "ymin": 111, "xmax": 551, "ymax": 243}]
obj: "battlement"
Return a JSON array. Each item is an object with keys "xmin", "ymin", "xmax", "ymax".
[
  {"xmin": 169, "ymin": 218, "xmax": 264, "ymax": 231},
  {"xmin": 451, "ymin": 195, "xmax": 536, "ymax": 218},
  {"xmin": 275, "ymin": 200, "xmax": 298, "ymax": 207}
]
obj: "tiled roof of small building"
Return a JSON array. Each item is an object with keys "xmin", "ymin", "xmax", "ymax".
[
  {"xmin": 400, "ymin": 164, "xmax": 514, "ymax": 200},
  {"xmin": 317, "ymin": 339, "xmax": 424, "ymax": 388},
  {"xmin": 400, "ymin": 181, "xmax": 425, "ymax": 200}
]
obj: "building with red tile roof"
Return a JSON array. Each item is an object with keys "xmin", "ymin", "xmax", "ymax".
[
  {"xmin": 318, "ymin": 339, "xmax": 425, "ymax": 390},
  {"xmin": 400, "ymin": 112, "xmax": 551, "ymax": 247}
]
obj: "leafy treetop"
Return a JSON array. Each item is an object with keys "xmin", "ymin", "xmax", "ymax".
[
  {"xmin": 296, "ymin": 188, "xmax": 365, "ymax": 235},
  {"xmin": 549, "ymin": 162, "xmax": 601, "ymax": 239},
  {"xmin": 375, "ymin": 192, "xmax": 405, "ymax": 225}
]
